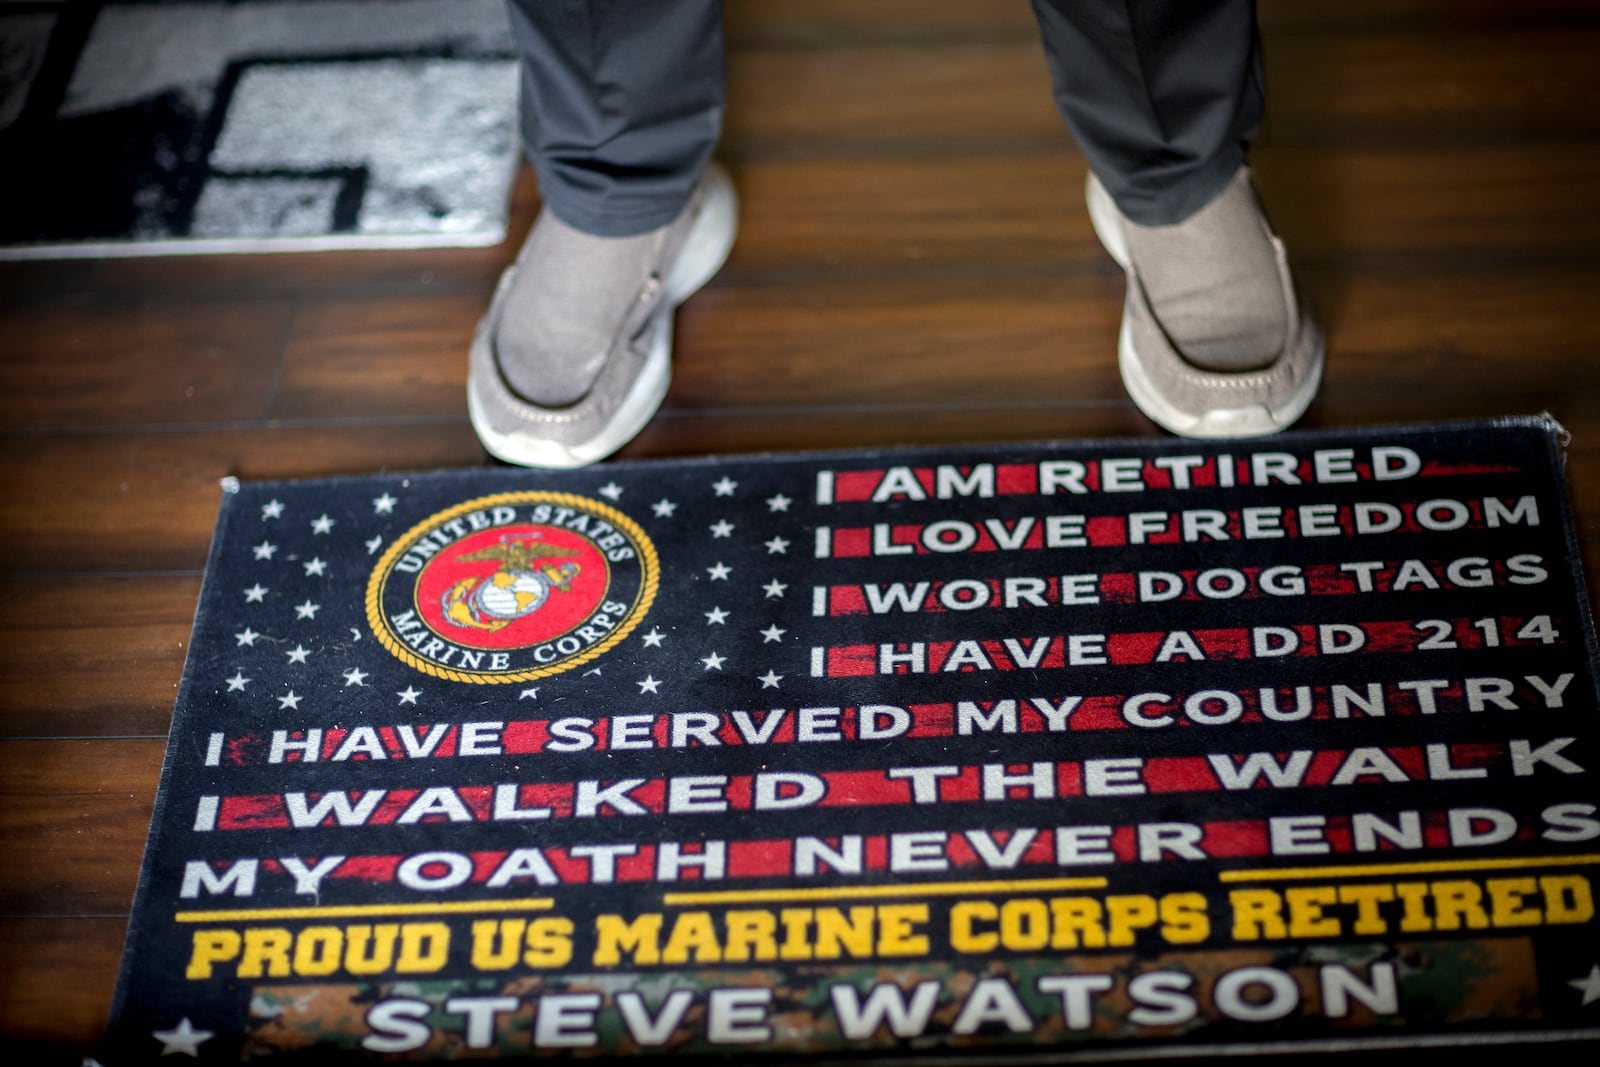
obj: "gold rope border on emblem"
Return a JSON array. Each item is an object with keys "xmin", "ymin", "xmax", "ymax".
[{"xmin": 365, "ymin": 491, "xmax": 659, "ymax": 684}]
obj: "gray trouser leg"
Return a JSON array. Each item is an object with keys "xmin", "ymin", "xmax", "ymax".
[
  {"xmin": 505, "ymin": 0, "xmax": 725, "ymax": 236},
  {"xmin": 1030, "ymin": 0, "xmax": 1264, "ymax": 226}
]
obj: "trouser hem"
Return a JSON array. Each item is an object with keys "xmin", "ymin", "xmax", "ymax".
[{"xmin": 1101, "ymin": 141, "xmax": 1250, "ymax": 227}]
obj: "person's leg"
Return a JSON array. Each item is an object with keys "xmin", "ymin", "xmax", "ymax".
[
  {"xmin": 1031, "ymin": 0, "xmax": 1321, "ymax": 438},
  {"xmin": 505, "ymin": 0, "xmax": 726, "ymax": 236},
  {"xmin": 1030, "ymin": 0, "xmax": 1261, "ymax": 226},
  {"xmin": 472, "ymin": 1, "xmax": 736, "ymax": 468}
]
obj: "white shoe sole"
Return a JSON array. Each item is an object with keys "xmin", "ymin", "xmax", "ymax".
[
  {"xmin": 1114, "ymin": 311, "xmax": 1313, "ymax": 438},
  {"xmin": 470, "ymin": 166, "xmax": 739, "ymax": 468}
]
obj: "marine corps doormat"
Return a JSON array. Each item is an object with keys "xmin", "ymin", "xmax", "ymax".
[
  {"xmin": 105, "ymin": 418, "xmax": 1600, "ymax": 1063},
  {"xmin": 0, "ymin": 1, "xmax": 518, "ymax": 258}
]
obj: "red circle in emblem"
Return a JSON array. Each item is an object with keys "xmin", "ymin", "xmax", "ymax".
[{"xmin": 412, "ymin": 524, "xmax": 610, "ymax": 651}]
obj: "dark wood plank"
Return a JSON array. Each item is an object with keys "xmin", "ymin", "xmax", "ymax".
[
  {"xmin": 725, "ymin": 0, "xmax": 1039, "ymax": 45},
  {"xmin": 0, "ymin": 257, "xmax": 99, "ymax": 298},
  {"xmin": 0, "ymin": 577, "xmax": 198, "ymax": 739},
  {"xmin": 720, "ymin": 153, "xmax": 1102, "ymax": 277},
  {"xmin": 259, "ymin": 263, "xmax": 1600, "ymax": 425},
  {"xmin": 0, "ymin": 917, "xmax": 123, "ymax": 1049},
  {"xmin": 725, "ymin": 40, "xmax": 1062, "ymax": 155},
  {"xmin": 0, "ymin": 296, "xmax": 293, "ymax": 430},
  {"xmin": 1256, "ymin": 146, "xmax": 1600, "ymax": 266},
  {"xmin": 1307, "ymin": 268, "xmax": 1600, "ymax": 398},
  {"xmin": 724, "ymin": 0, "xmax": 1600, "ymax": 45},
  {"xmin": 0, "ymin": 424, "xmax": 488, "ymax": 576},
  {"xmin": 675, "ymin": 273, "xmax": 1121, "ymax": 407},
  {"xmin": 722, "ymin": 26, "xmax": 1600, "ymax": 156},
  {"xmin": 88, "ymin": 244, "xmax": 503, "ymax": 301},
  {"xmin": 1253, "ymin": 0, "xmax": 1600, "ymax": 33},
  {"xmin": 271, "ymin": 292, "xmax": 483, "ymax": 420},
  {"xmin": 0, "ymin": 739, "xmax": 162, "ymax": 915},
  {"xmin": 624, "ymin": 404, "xmax": 1144, "ymax": 460},
  {"xmin": 715, "ymin": 146, "xmax": 1600, "ymax": 279},
  {"xmin": 672, "ymin": 268, "xmax": 1600, "ymax": 408},
  {"xmin": 1262, "ymin": 29, "xmax": 1600, "ymax": 142},
  {"xmin": 271, "ymin": 274, "xmax": 1131, "ymax": 424}
]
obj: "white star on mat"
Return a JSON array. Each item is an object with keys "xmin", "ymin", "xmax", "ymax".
[
  {"xmin": 1571, "ymin": 964, "xmax": 1600, "ymax": 1006},
  {"xmin": 706, "ymin": 562, "xmax": 731, "ymax": 581},
  {"xmin": 252, "ymin": 541, "xmax": 277, "ymax": 560},
  {"xmin": 641, "ymin": 628, "xmax": 666, "ymax": 648},
  {"xmin": 397, "ymin": 687, "xmax": 421, "ymax": 706},
  {"xmin": 761, "ymin": 624, "xmax": 786, "ymax": 643},
  {"xmin": 764, "ymin": 536, "xmax": 789, "ymax": 555},
  {"xmin": 311, "ymin": 514, "xmax": 335, "ymax": 534},
  {"xmin": 243, "ymin": 583, "xmax": 268, "ymax": 603},
  {"xmin": 285, "ymin": 645, "xmax": 310, "ymax": 665},
  {"xmin": 152, "ymin": 1017, "xmax": 213, "ymax": 1057},
  {"xmin": 519, "ymin": 687, "xmax": 540, "ymax": 700},
  {"xmin": 225, "ymin": 672, "xmax": 250, "ymax": 692},
  {"xmin": 373, "ymin": 493, "xmax": 397, "ymax": 514},
  {"xmin": 652, "ymin": 499, "xmax": 677, "ymax": 518},
  {"xmin": 234, "ymin": 628, "xmax": 260, "ymax": 647},
  {"xmin": 278, "ymin": 691, "xmax": 302, "ymax": 710},
  {"xmin": 638, "ymin": 675, "xmax": 662, "ymax": 694},
  {"xmin": 366, "ymin": 536, "xmax": 383, "ymax": 555},
  {"xmin": 759, "ymin": 670, "xmax": 783, "ymax": 689},
  {"xmin": 584, "ymin": 667, "xmax": 603, "ymax": 677},
  {"xmin": 701, "ymin": 651, "xmax": 726, "ymax": 671},
  {"xmin": 704, "ymin": 607, "xmax": 729, "ymax": 625},
  {"xmin": 763, "ymin": 579, "xmax": 788, "ymax": 599},
  {"xmin": 343, "ymin": 667, "xmax": 368, "ymax": 687},
  {"xmin": 295, "ymin": 601, "xmax": 320, "ymax": 620},
  {"xmin": 766, "ymin": 493, "xmax": 791, "ymax": 512},
  {"xmin": 709, "ymin": 520, "xmax": 734, "ymax": 538},
  {"xmin": 598, "ymin": 482, "xmax": 624, "ymax": 500},
  {"xmin": 712, "ymin": 477, "xmax": 737, "ymax": 497},
  {"xmin": 261, "ymin": 500, "xmax": 284, "ymax": 520},
  {"xmin": 303, "ymin": 557, "xmax": 327, "ymax": 576}
]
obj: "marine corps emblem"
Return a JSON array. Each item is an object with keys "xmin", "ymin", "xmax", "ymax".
[
  {"xmin": 367, "ymin": 491, "xmax": 658, "ymax": 683},
  {"xmin": 439, "ymin": 538, "xmax": 582, "ymax": 632}
]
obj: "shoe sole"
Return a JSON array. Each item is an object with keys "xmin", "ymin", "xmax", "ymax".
[
  {"xmin": 470, "ymin": 166, "xmax": 739, "ymax": 468},
  {"xmin": 1086, "ymin": 173, "xmax": 1319, "ymax": 439},
  {"xmin": 1115, "ymin": 311, "xmax": 1318, "ymax": 438}
]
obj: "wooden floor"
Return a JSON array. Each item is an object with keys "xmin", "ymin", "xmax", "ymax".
[{"xmin": 3, "ymin": 0, "xmax": 1600, "ymax": 1057}]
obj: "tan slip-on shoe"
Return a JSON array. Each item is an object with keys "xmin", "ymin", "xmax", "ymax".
[
  {"xmin": 1087, "ymin": 167, "xmax": 1324, "ymax": 438},
  {"xmin": 469, "ymin": 164, "xmax": 738, "ymax": 468}
]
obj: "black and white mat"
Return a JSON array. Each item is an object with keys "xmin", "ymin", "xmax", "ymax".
[
  {"xmin": 0, "ymin": 0, "xmax": 520, "ymax": 258},
  {"xmin": 104, "ymin": 419, "xmax": 1600, "ymax": 1062}
]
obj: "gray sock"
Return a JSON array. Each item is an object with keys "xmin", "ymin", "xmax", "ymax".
[
  {"xmin": 493, "ymin": 213, "xmax": 665, "ymax": 406},
  {"xmin": 1122, "ymin": 169, "xmax": 1289, "ymax": 372}
]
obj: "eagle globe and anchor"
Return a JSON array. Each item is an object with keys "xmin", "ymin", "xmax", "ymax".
[
  {"xmin": 438, "ymin": 536, "xmax": 583, "ymax": 633},
  {"xmin": 369, "ymin": 491, "xmax": 657, "ymax": 683}
]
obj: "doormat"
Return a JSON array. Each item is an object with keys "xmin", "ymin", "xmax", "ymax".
[
  {"xmin": 0, "ymin": 1, "xmax": 519, "ymax": 259},
  {"xmin": 104, "ymin": 418, "xmax": 1600, "ymax": 1063}
]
